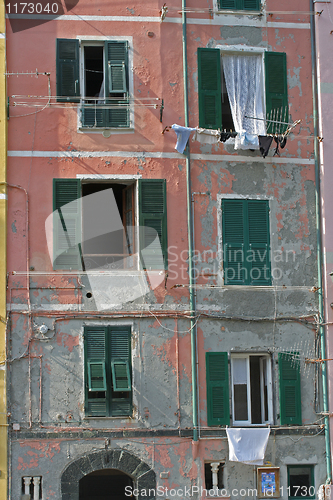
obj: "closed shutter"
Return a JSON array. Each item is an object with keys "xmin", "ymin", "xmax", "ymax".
[
  {"xmin": 222, "ymin": 199, "xmax": 246, "ymax": 285},
  {"xmin": 84, "ymin": 327, "xmax": 108, "ymax": 417},
  {"xmin": 110, "ymin": 327, "xmax": 132, "ymax": 416},
  {"xmin": 105, "ymin": 41, "xmax": 129, "ymax": 128},
  {"xmin": 279, "ymin": 353, "xmax": 302, "ymax": 425},
  {"xmin": 56, "ymin": 39, "xmax": 80, "ymax": 102},
  {"xmin": 138, "ymin": 179, "xmax": 168, "ymax": 270},
  {"xmin": 265, "ymin": 52, "xmax": 288, "ymax": 134},
  {"xmin": 53, "ymin": 179, "xmax": 82, "ymax": 270},
  {"xmin": 248, "ymin": 200, "xmax": 271, "ymax": 285},
  {"xmin": 219, "ymin": 0, "xmax": 259, "ymax": 10},
  {"xmin": 206, "ymin": 352, "xmax": 230, "ymax": 426},
  {"xmin": 197, "ymin": 48, "xmax": 222, "ymax": 130}
]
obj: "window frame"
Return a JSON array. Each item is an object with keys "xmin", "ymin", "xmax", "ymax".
[
  {"xmin": 230, "ymin": 353, "xmax": 273, "ymax": 426},
  {"xmin": 56, "ymin": 36, "xmax": 134, "ymax": 131},
  {"xmin": 197, "ymin": 45, "xmax": 288, "ymax": 136},
  {"xmin": 220, "ymin": 197, "xmax": 272, "ymax": 286},
  {"xmin": 287, "ymin": 465, "xmax": 315, "ymax": 500},
  {"xmin": 84, "ymin": 325, "xmax": 132, "ymax": 418},
  {"xmin": 52, "ymin": 177, "xmax": 168, "ymax": 272}
]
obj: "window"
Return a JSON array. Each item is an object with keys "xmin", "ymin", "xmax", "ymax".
[
  {"xmin": 84, "ymin": 325, "xmax": 132, "ymax": 417},
  {"xmin": 197, "ymin": 48, "xmax": 288, "ymax": 139},
  {"xmin": 22, "ymin": 476, "xmax": 42, "ymax": 499},
  {"xmin": 287, "ymin": 466, "xmax": 315, "ymax": 499},
  {"xmin": 205, "ymin": 462, "xmax": 224, "ymax": 492},
  {"xmin": 52, "ymin": 178, "xmax": 168, "ymax": 271},
  {"xmin": 222, "ymin": 199, "xmax": 271, "ymax": 286},
  {"xmin": 206, "ymin": 352, "xmax": 301, "ymax": 427},
  {"xmin": 217, "ymin": 0, "xmax": 260, "ymax": 11},
  {"xmin": 231, "ymin": 354, "xmax": 272, "ymax": 425},
  {"xmin": 56, "ymin": 39, "xmax": 130, "ymax": 128}
]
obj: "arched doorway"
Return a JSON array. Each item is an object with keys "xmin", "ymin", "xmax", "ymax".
[{"xmin": 79, "ymin": 469, "xmax": 133, "ymax": 500}]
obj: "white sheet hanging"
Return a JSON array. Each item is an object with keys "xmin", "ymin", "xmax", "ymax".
[
  {"xmin": 226, "ymin": 427, "xmax": 270, "ymax": 465},
  {"xmin": 222, "ymin": 54, "xmax": 266, "ymax": 150}
]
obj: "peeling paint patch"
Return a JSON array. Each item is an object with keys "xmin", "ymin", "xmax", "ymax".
[
  {"xmin": 56, "ymin": 331, "xmax": 79, "ymax": 353},
  {"xmin": 11, "ymin": 220, "xmax": 17, "ymax": 233}
]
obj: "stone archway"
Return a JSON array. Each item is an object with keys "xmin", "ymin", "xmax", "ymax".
[{"xmin": 61, "ymin": 448, "xmax": 156, "ymax": 500}]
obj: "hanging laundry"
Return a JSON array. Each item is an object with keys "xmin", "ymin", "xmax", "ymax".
[
  {"xmin": 259, "ymin": 136, "xmax": 274, "ymax": 158},
  {"xmin": 226, "ymin": 427, "xmax": 271, "ymax": 465},
  {"xmin": 220, "ymin": 132, "xmax": 233, "ymax": 143},
  {"xmin": 273, "ymin": 135, "xmax": 287, "ymax": 157},
  {"xmin": 171, "ymin": 124, "xmax": 196, "ymax": 154},
  {"xmin": 192, "ymin": 127, "xmax": 220, "ymax": 144}
]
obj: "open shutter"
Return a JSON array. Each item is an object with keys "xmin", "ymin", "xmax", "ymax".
[
  {"xmin": 110, "ymin": 327, "xmax": 132, "ymax": 416},
  {"xmin": 279, "ymin": 353, "xmax": 302, "ymax": 425},
  {"xmin": 206, "ymin": 352, "xmax": 230, "ymax": 426},
  {"xmin": 139, "ymin": 179, "xmax": 168, "ymax": 270},
  {"xmin": 265, "ymin": 52, "xmax": 288, "ymax": 134},
  {"xmin": 248, "ymin": 200, "xmax": 271, "ymax": 285},
  {"xmin": 222, "ymin": 199, "xmax": 246, "ymax": 284},
  {"xmin": 56, "ymin": 39, "xmax": 80, "ymax": 102},
  {"xmin": 198, "ymin": 48, "xmax": 222, "ymax": 130},
  {"xmin": 53, "ymin": 179, "xmax": 82, "ymax": 270},
  {"xmin": 111, "ymin": 360, "xmax": 131, "ymax": 392},
  {"xmin": 84, "ymin": 327, "xmax": 108, "ymax": 417},
  {"xmin": 105, "ymin": 41, "xmax": 129, "ymax": 128}
]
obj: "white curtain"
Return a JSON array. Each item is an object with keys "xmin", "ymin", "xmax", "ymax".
[{"xmin": 222, "ymin": 54, "xmax": 266, "ymax": 150}]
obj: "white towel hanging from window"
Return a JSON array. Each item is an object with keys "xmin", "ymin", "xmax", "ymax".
[
  {"xmin": 222, "ymin": 54, "xmax": 266, "ymax": 150},
  {"xmin": 226, "ymin": 427, "xmax": 270, "ymax": 465}
]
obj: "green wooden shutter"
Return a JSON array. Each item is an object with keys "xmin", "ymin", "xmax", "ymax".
[
  {"xmin": 265, "ymin": 52, "xmax": 288, "ymax": 134},
  {"xmin": 84, "ymin": 327, "xmax": 108, "ymax": 417},
  {"xmin": 110, "ymin": 327, "xmax": 132, "ymax": 416},
  {"xmin": 206, "ymin": 352, "xmax": 230, "ymax": 426},
  {"xmin": 53, "ymin": 179, "xmax": 82, "ymax": 270},
  {"xmin": 222, "ymin": 199, "xmax": 246, "ymax": 285},
  {"xmin": 198, "ymin": 48, "xmax": 222, "ymax": 130},
  {"xmin": 248, "ymin": 200, "xmax": 271, "ymax": 285},
  {"xmin": 139, "ymin": 179, "xmax": 168, "ymax": 270},
  {"xmin": 279, "ymin": 353, "xmax": 302, "ymax": 425},
  {"xmin": 56, "ymin": 39, "xmax": 80, "ymax": 102},
  {"xmin": 105, "ymin": 41, "xmax": 129, "ymax": 128},
  {"xmin": 218, "ymin": 0, "xmax": 259, "ymax": 10}
]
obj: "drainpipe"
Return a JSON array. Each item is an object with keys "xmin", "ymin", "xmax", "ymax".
[
  {"xmin": 310, "ymin": 0, "xmax": 332, "ymax": 483},
  {"xmin": 182, "ymin": 0, "xmax": 199, "ymax": 442}
]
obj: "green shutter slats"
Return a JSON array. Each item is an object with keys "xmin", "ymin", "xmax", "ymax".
[
  {"xmin": 223, "ymin": 199, "xmax": 271, "ymax": 285},
  {"xmin": 218, "ymin": 0, "xmax": 259, "ymax": 10},
  {"xmin": 105, "ymin": 41, "xmax": 129, "ymax": 128},
  {"xmin": 206, "ymin": 352, "xmax": 230, "ymax": 426},
  {"xmin": 139, "ymin": 179, "xmax": 168, "ymax": 270},
  {"xmin": 56, "ymin": 39, "xmax": 80, "ymax": 102},
  {"xmin": 265, "ymin": 52, "xmax": 288, "ymax": 134},
  {"xmin": 248, "ymin": 200, "xmax": 271, "ymax": 285},
  {"xmin": 110, "ymin": 328, "xmax": 130, "ymax": 358},
  {"xmin": 81, "ymin": 107, "xmax": 105, "ymax": 128},
  {"xmin": 198, "ymin": 48, "xmax": 222, "ymax": 130},
  {"xmin": 85, "ymin": 327, "xmax": 108, "ymax": 417},
  {"xmin": 88, "ymin": 361, "xmax": 107, "ymax": 391},
  {"xmin": 279, "ymin": 353, "xmax": 302, "ymax": 425},
  {"xmin": 53, "ymin": 179, "xmax": 81, "ymax": 270},
  {"xmin": 111, "ymin": 360, "xmax": 131, "ymax": 392}
]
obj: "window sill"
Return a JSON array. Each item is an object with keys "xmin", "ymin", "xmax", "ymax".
[
  {"xmin": 216, "ymin": 9, "xmax": 262, "ymax": 15},
  {"xmin": 83, "ymin": 416, "xmax": 133, "ymax": 420},
  {"xmin": 78, "ymin": 126, "xmax": 134, "ymax": 135}
]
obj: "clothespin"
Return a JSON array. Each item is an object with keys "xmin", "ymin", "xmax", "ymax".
[
  {"xmin": 162, "ymin": 125, "xmax": 171, "ymax": 134},
  {"xmin": 160, "ymin": 3, "xmax": 168, "ymax": 22}
]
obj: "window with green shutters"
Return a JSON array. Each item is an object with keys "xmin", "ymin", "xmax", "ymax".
[
  {"xmin": 56, "ymin": 39, "xmax": 130, "ymax": 128},
  {"xmin": 197, "ymin": 49, "xmax": 288, "ymax": 133},
  {"xmin": 52, "ymin": 179, "xmax": 168, "ymax": 271},
  {"xmin": 222, "ymin": 199, "xmax": 271, "ymax": 285},
  {"xmin": 84, "ymin": 326, "xmax": 132, "ymax": 417},
  {"xmin": 279, "ymin": 353, "xmax": 302, "ymax": 425},
  {"xmin": 218, "ymin": 0, "xmax": 260, "ymax": 11}
]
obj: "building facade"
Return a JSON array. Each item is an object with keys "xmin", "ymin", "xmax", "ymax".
[
  {"xmin": 5, "ymin": 1, "xmax": 329, "ymax": 499},
  {"xmin": 0, "ymin": 1, "xmax": 7, "ymax": 498}
]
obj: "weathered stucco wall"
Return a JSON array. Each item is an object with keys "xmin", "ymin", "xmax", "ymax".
[{"xmin": 5, "ymin": 0, "xmax": 327, "ymax": 499}]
